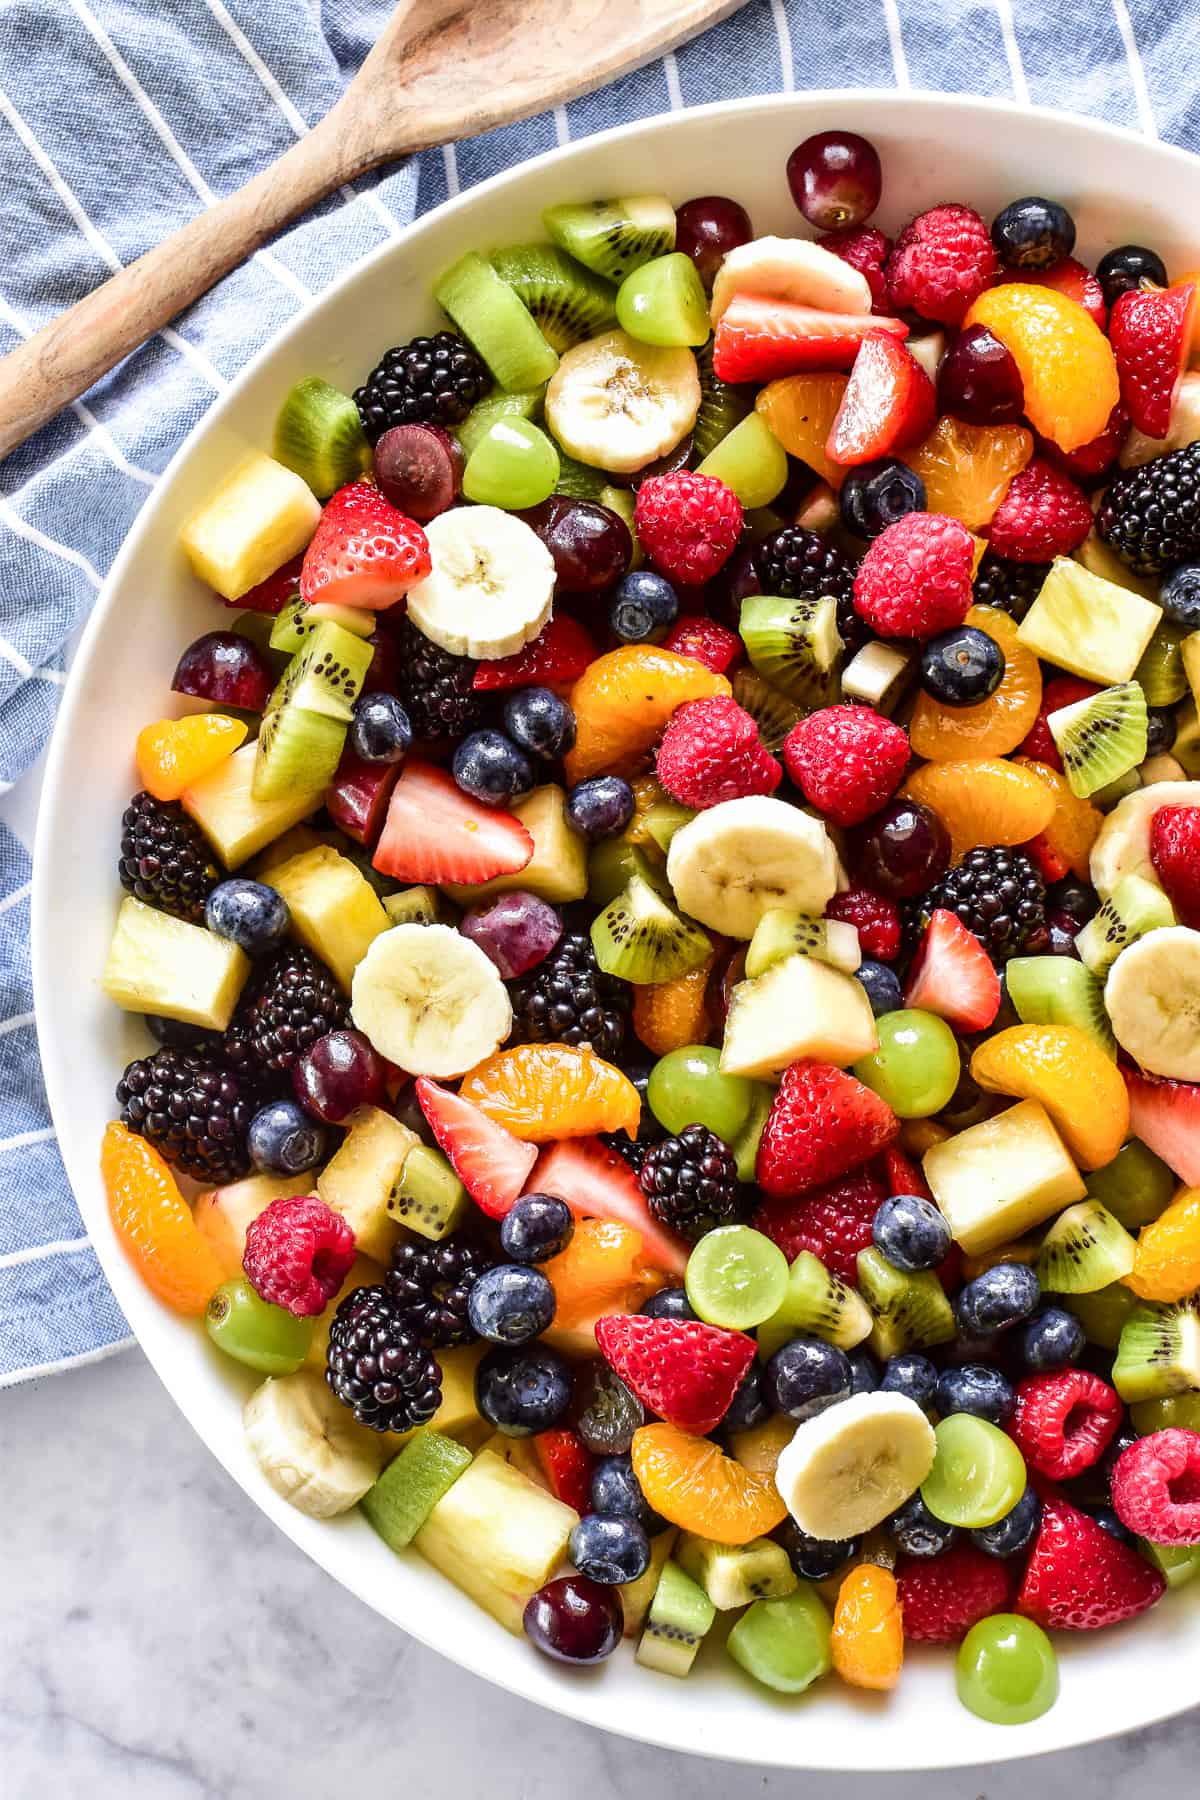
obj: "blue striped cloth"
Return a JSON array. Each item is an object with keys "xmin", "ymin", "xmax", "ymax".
[{"xmin": 0, "ymin": 0, "xmax": 1192, "ymax": 1384}]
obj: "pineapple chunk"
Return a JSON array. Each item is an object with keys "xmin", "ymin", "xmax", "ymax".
[
  {"xmin": 265, "ymin": 844, "xmax": 389, "ymax": 991},
  {"xmin": 102, "ymin": 896, "xmax": 250, "ymax": 1029},
  {"xmin": 442, "ymin": 785, "xmax": 587, "ymax": 906},
  {"xmin": 923, "ymin": 1098, "xmax": 1087, "ymax": 1255},
  {"xmin": 195, "ymin": 1172, "xmax": 318, "ymax": 1277},
  {"xmin": 1074, "ymin": 532, "xmax": 1161, "ymax": 603},
  {"xmin": 1018, "ymin": 558, "xmax": 1162, "ymax": 685},
  {"xmin": 377, "ymin": 1345, "xmax": 490, "ymax": 1460},
  {"xmin": 621, "ymin": 1526, "xmax": 677, "ymax": 1637},
  {"xmin": 316, "ymin": 1105, "xmax": 418, "ymax": 1262},
  {"xmin": 414, "ymin": 1448, "xmax": 578, "ymax": 1634},
  {"xmin": 480, "ymin": 1431, "xmax": 548, "ymax": 1488},
  {"xmin": 720, "ymin": 952, "xmax": 878, "ymax": 1080},
  {"xmin": 249, "ymin": 824, "xmax": 326, "ymax": 878},
  {"xmin": 183, "ymin": 742, "xmax": 325, "ymax": 870},
  {"xmin": 304, "ymin": 1252, "xmax": 385, "ymax": 1369},
  {"xmin": 180, "ymin": 450, "xmax": 321, "ymax": 601}
]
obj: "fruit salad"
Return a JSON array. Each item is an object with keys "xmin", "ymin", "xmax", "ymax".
[{"xmin": 99, "ymin": 129, "xmax": 1200, "ymax": 1726}]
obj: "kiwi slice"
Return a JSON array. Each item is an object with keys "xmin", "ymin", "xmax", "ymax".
[
  {"xmin": 696, "ymin": 411, "xmax": 789, "ymax": 510},
  {"xmin": 730, "ymin": 668, "xmax": 801, "ymax": 752},
  {"xmin": 382, "ymin": 885, "xmax": 444, "ymax": 926},
  {"xmin": 635, "ymin": 1559, "xmax": 716, "ymax": 1677},
  {"xmin": 1005, "ymin": 955, "xmax": 1116, "ymax": 1056},
  {"xmin": 253, "ymin": 620, "xmax": 373, "ymax": 802},
  {"xmin": 1086, "ymin": 1138, "xmax": 1176, "ymax": 1231},
  {"xmin": 554, "ymin": 451, "xmax": 609, "ymax": 500},
  {"xmin": 455, "ymin": 386, "xmax": 545, "ymax": 460},
  {"xmin": 739, "ymin": 593, "xmax": 841, "ymax": 704},
  {"xmin": 1035, "ymin": 1199, "xmax": 1136, "ymax": 1294},
  {"xmin": 745, "ymin": 909, "xmax": 861, "ymax": 980},
  {"xmin": 840, "ymin": 641, "xmax": 916, "ymax": 714},
  {"xmin": 434, "ymin": 251, "xmax": 559, "ymax": 391},
  {"xmin": 273, "ymin": 376, "xmax": 370, "ymax": 498},
  {"xmin": 489, "ymin": 243, "xmax": 617, "ymax": 352},
  {"xmin": 757, "ymin": 1250, "xmax": 873, "ymax": 1357},
  {"xmin": 676, "ymin": 1533, "xmax": 797, "ymax": 1610},
  {"xmin": 1112, "ymin": 1306, "xmax": 1200, "ymax": 1402},
  {"xmin": 1075, "ymin": 872, "xmax": 1175, "ymax": 975},
  {"xmin": 691, "ymin": 340, "xmax": 752, "ymax": 462},
  {"xmin": 387, "ymin": 1144, "xmax": 469, "ymax": 1241},
  {"xmin": 1048, "ymin": 680, "xmax": 1148, "ymax": 799},
  {"xmin": 269, "ymin": 595, "xmax": 376, "ymax": 656},
  {"xmin": 855, "ymin": 1246, "xmax": 956, "ymax": 1358},
  {"xmin": 1063, "ymin": 1281, "xmax": 1139, "ymax": 1349},
  {"xmin": 591, "ymin": 870, "xmax": 711, "ymax": 983},
  {"xmin": 642, "ymin": 802, "xmax": 695, "ymax": 856},
  {"xmin": 543, "ymin": 194, "xmax": 676, "ymax": 284},
  {"xmin": 360, "ymin": 1428, "xmax": 472, "ymax": 1550},
  {"xmin": 1135, "ymin": 619, "xmax": 1191, "ymax": 706}
]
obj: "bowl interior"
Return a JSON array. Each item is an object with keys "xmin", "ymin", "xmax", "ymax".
[{"xmin": 34, "ymin": 90, "xmax": 1200, "ymax": 1769}]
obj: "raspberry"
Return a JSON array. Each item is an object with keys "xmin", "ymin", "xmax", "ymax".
[
  {"xmin": 1020, "ymin": 675, "xmax": 1100, "ymax": 770},
  {"xmin": 852, "ymin": 513, "xmax": 975, "ymax": 639},
  {"xmin": 1017, "ymin": 1495, "xmax": 1166, "ymax": 1630},
  {"xmin": 1041, "ymin": 401, "xmax": 1130, "ymax": 485},
  {"xmin": 1110, "ymin": 1428, "xmax": 1200, "ymax": 1546},
  {"xmin": 897, "ymin": 1543, "xmax": 1012, "ymax": 1643},
  {"xmin": 820, "ymin": 225, "xmax": 893, "ymax": 312},
  {"xmin": 656, "ymin": 695, "xmax": 781, "ymax": 809},
  {"xmin": 635, "ymin": 472, "xmax": 743, "ymax": 586},
  {"xmin": 1009, "ymin": 1370, "xmax": 1125, "ymax": 1480},
  {"xmin": 825, "ymin": 888, "xmax": 902, "ymax": 961},
  {"xmin": 885, "ymin": 204, "xmax": 998, "ymax": 327},
  {"xmin": 661, "ymin": 614, "xmax": 743, "ymax": 675},
  {"xmin": 242, "ymin": 1194, "xmax": 356, "ymax": 1318},
  {"xmin": 1150, "ymin": 805, "xmax": 1200, "ymax": 928},
  {"xmin": 755, "ymin": 1062, "xmax": 898, "ymax": 1202},
  {"xmin": 986, "ymin": 457, "xmax": 1092, "ymax": 562},
  {"xmin": 751, "ymin": 1168, "xmax": 885, "ymax": 1285},
  {"xmin": 782, "ymin": 704, "xmax": 909, "ymax": 828}
]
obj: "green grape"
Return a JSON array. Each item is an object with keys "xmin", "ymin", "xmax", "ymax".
[
  {"xmin": 1139, "ymin": 1540, "xmax": 1200, "ymax": 1588},
  {"xmin": 647, "ymin": 1045, "xmax": 754, "ymax": 1143},
  {"xmin": 587, "ymin": 839, "xmax": 647, "ymax": 907},
  {"xmin": 686, "ymin": 1225, "xmax": 789, "ymax": 1330},
  {"xmin": 615, "ymin": 252, "xmax": 710, "ymax": 348},
  {"xmin": 462, "ymin": 418, "xmax": 559, "ymax": 509},
  {"xmin": 1085, "ymin": 1138, "xmax": 1176, "ymax": 1230},
  {"xmin": 726, "ymin": 1585, "xmax": 832, "ymax": 1693},
  {"xmin": 921, "ymin": 1413, "xmax": 1027, "ymax": 1528},
  {"xmin": 1131, "ymin": 1391, "xmax": 1200, "ymax": 1434},
  {"xmin": 205, "ymin": 1279, "xmax": 313, "ymax": 1374},
  {"xmin": 731, "ymin": 1084, "xmax": 772, "ymax": 1183},
  {"xmin": 853, "ymin": 1009, "xmax": 960, "ymax": 1118},
  {"xmin": 956, "ymin": 1614, "xmax": 1058, "ymax": 1724},
  {"xmin": 1064, "ymin": 1281, "xmax": 1139, "ymax": 1349}
]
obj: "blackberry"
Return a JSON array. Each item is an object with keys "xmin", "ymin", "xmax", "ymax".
[
  {"xmin": 1097, "ymin": 440, "xmax": 1200, "ymax": 575},
  {"xmin": 325, "ymin": 1286, "xmax": 442, "ymax": 1433},
  {"xmin": 116, "ymin": 1045, "xmax": 252, "ymax": 1183},
  {"xmin": 354, "ymin": 331, "xmax": 489, "ymax": 443},
  {"xmin": 509, "ymin": 930, "xmax": 629, "ymax": 1061},
  {"xmin": 393, "ymin": 617, "xmax": 485, "ymax": 743},
  {"xmin": 602, "ymin": 1133, "xmax": 651, "ymax": 1174},
  {"xmin": 911, "ymin": 846, "xmax": 1047, "ymax": 965},
  {"xmin": 972, "ymin": 552, "xmax": 1050, "ymax": 621},
  {"xmin": 118, "ymin": 791, "xmax": 220, "ymax": 924},
  {"xmin": 386, "ymin": 1236, "xmax": 495, "ymax": 1348},
  {"xmin": 225, "ymin": 944, "xmax": 349, "ymax": 1078},
  {"xmin": 638, "ymin": 1124, "xmax": 742, "ymax": 1243},
  {"xmin": 753, "ymin": 525, "xmax": 863, "ymax": 649}
]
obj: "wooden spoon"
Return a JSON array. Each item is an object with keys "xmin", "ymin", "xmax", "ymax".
[{"xmin": 0, "ymin": 0, "xmax": 740, "ymax": 461}]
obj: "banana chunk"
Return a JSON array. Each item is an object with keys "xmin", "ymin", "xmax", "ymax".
[
  {"xmin": 243, "ymin": 1370, "xmax": 381, "ymax": 1518},
  {"xmin": 351, "ymin": 922, "xmax": 512, "ymax": 1078},
  {"xmin": 544, "ymin": 329, "xmax": 699, "ymax": 475},
  {"xmin": 666, "ymin": 796, "xmax": 839, "ymax": 939},
  {"xmin": 1089, "ymin": 779, "xmax": 1200, "ymax": 898},
  {"xmin": 1105, "ymin": 925, "xmax": 1200, "ymax": 1082},
  {"xmin": 774, "ymin": 1392, "xmax": 936, "ymax": 1540},
  {"xmin": 406, "ymin": 506, "xmax": 554, "ymax": 659},
  {"xmin": 710, "ymin": 235, "xmax": 873, "ymax": 323}
]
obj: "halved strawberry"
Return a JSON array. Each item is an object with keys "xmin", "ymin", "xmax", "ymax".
[
  {"xmin": 534, "ymin": 1428, "xmax": 595, "ymax": 1514},
  {"xmin": 1124, "ymin": 1068, "xmax": 1200, "ymax": 1186},
  {"xmin": 712, "ymin": 294, "xmax": 907, "ymax": 384},
  {"xmin": 373, "ymin": 760, "xmax": 533, "ymax": 885},
  {"xmin": 1016, "ymin": 1495, "xmax": 1165, "ymax": 1630},
  {"xmin": 756, "ymin": 1062, "xmax": 899, "ymax": 1199},
  {"xmin": 415, "ymin": 1078, "xmax": 537, "ymax": 1218},
  {"xmin": 661, "ymin": 614, "xmax": 744, "ymax": 675},
  {"xmin": 1040, "ymin": 401, "xmax": 1130, "ymax": 484},
  {"xmin": 880, "ymin": 1144, "xmax": 933, "ymax": 1202},
  {"xmin": 904, "ymin": 909, "xmax": 1000, "ymax": 1033},
  {"xmin": 300, "ymin": 481, "xmax": 431, "ymax": 611},
  {"xmin": 472, "ymin": 613, "xmax": 597, "ymax": 690},
  {"xmin": 1022, "ymin": 256, "xmax": 1107, "ymax": 329},
  {"xmin": 595, "ymin": 1314, "xmax": 756, "ymax": 1436},
  {"xmin": 1109, "ymin": 284, "xmax": 1196, "ymax": 439},
  {"xmin": 827, "ymin": 329, "xmax": 936, "ymax": 466},
  {"xmin": 226, "ymin": 553, "xmax": 302, "ymax": 615},
  {"xmin": 527, "ymin": 1137, "xmax": 688, "ymax": 1277}
]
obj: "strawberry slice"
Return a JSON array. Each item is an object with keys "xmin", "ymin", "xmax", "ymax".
[
  {"xmin": 661, "ymin": 614, "xmax": 744, "ymax": 675},
  {"xmin": 1124, "ymin": 1068, "xmax": 1200, "ymax": 1186},
  {"xmin": 1022, "ymin": 256, "xmax": 1107, "ymax": 329},
  {"xmin": 300, "ymin": 481, "xmax": 430, "ymax": 611},
  {"xmin": 534, "ymin": 1428, "xmax": 595, "ymax": 1514},
  {"xmin": 756, "ymin": 1063, "xmax": 899, "ymax": 1200},
  {"xmin": 905, "ymin": 908, "xmax": 1001, "ymax": 1033},
  {"xmin": 472, "ymin": 613, "xmax": 597, "ymax": 690},
  {"xmin": 827, "ymin": 329, "xmax": 937, "ymax": 466},
  {"xmin": 373, "ymin": 760, "xmax": 533, "ymax": 885},
  {"xmin": 1016, "ymin": 1495, "xmax": 1166, "ymax": 1630},
  {"xmin": 527, "ymin": 1137, "xmax": 689, "ymax": 1277},
  {"xmin": 1109, "ymin": 284, "xmax": 1196, "ymax": 438},
  {"xmin": 880, "ymin": 1144, "xmax": 933, "ymax": 1203},
  {"xmin": 713, "ymin": 294, "xmax": 907, "ymax": 383},
  {"xmin": 225, "ymin": 554, "xmax": 302, "ymax": 615},
  {"xmin": 595, "ymin": 1313, "xmax": 756, "ymax": 1437},
  {"xmin": 415, "ymin": 1078, "xmax": 537, "ymax": 1218}
]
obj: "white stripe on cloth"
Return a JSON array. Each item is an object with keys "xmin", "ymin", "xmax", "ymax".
[
  {"xmin": 993, "ymin": 0, "xmax": 1030, "ymax": 104},
  {"xmin": 1112, "ymin": 0, "xmax": 1157, "ymax": 137},
  {"xmin": 663, "ymin": 52, "xmax": 684, "ymax": 111},
  {"xmin": 769, "ymin": 1, "xmax": 795, "ymax": 92},
  {"xmin": 553, "ymin": 104, "xmax": 571, "ymax": 146},
  {"xmin": 0, "ymin": 496, "xmax": 104, "ymax": 589},
  {"xmin": 0, "ymin": 1335, "xmax": 133, "ymax": 1389},
  {"xmin": 0, "ymin": 1126, "xmax": 57, "ymax": 1153},
  {"xmin": 0, "ymin": 881, "xmax": 31, "ymax": 916},
  {"xmin": 442, "ymin": 142, "xmax": 461, "ymax": 198},
  {"xmin": 0, "ymin": 1234, "xmax": 91, "ymax": 1270},
  {"xmin": 0, "ymin": 1010, "xmax": 35, "ymax": 1037},
  {"xmin": 881, "ymin": 0, "xmax": 911, "ymax": 88}
]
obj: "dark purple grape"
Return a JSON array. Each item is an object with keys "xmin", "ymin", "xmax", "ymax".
[
  {"xmin": 173, "ymin": 631, "xmax": 274, "ymax": 712},
  {"xmin": 937, "ymin": 325, "xmax": 1024, "ymax": 425},
  {"xmin": 292, "ymin": 1029, "xmax": 385, "ymax": 1123},
  {"xmin": 573, "ymin": 1360, "xmax": 644, "ymax": 1455},
  {"xmin": 363, "ymin": 628, "xmax": 401, "ymax": 694},
  {"xmin": 459, "ymin": 892, "xmax": 562, "ymax": 978},
  {"xmin": 523, "ymin": 1576, "xmax": 623, "ymax": 1664},
  {"xmin": 674, "ymin": 195, "xmax": 753, "ymax": 288},
  {"xmin": 518, "ymin": 497, "xmax": 631, "ymax": 594},
  {"xmin": 1046, "ymin": 909, "xmax": 1082, "ymax": 956},
  {"xmin": 374, "ymin": 423, "xmax": 463, "ymax": 521},
  {"xmin": 786, "ymin": 131, "xmax": 882, "ymax": 231},
  {"xmin": 854, "ymin": 799, "xmax": 951, "ymax": 899}
]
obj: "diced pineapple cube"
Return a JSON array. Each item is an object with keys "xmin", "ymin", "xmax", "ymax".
[
  {"xmin": 480, "ymin": 1431, "xmax": 548, "ymax": 1488},
  {"xmin": 182, "ymin": 742, "xmax": 325, "ymax": 870},
  {"xmin": 621, "ymin": 1526, "xmax": 677, "ymax": 1637},
  {"xmin": 195, "ymin": 1172, "xmax": 318, "ymax": 1277},
  {"xmin": 102, "ymin": 896, "xmax": 250, "ymax": 1029},
  {"xmin": 442, "ymin": 785, "xmax": 587, "ymax": 906},
  {"xmin": 316, "ymin": 1105, "xmax": 418, "ymax": 1262},
  {"xmin": 265, "ymin": 844, "xmax": 389, "ymax": 990},
  {"xmin": 1074, "ymin": 532, "xmax": 1161, "ymax": 603},
  {"xmin": 923, "ymin": 1098, "xmax": 1087, "ymax": 1255},
  {"xmin": 304, "ymin": 1252, "xmax": 385, "ymax": 1370},
  {"xmin": 1018, "ymin": 558, "xmax": 1162, "ymax": 685},
  {"xmin": 378, "ymin": 1344, "xmax": 490, "ymax": 1460},
  {"xmin": 249, "ymin": 824, "xmax": 326, "ymax": 878},
  {"xmin": 180, "ymin": 450, "xmax": 321, "ymax": 601},
  {"xmin": 720, "ymin": 952, "xmax": 878, "ymax": 1080}
]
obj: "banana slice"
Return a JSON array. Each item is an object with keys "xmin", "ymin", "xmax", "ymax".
[
  {"xmin": 666, "ymin": 796, "xmax": 839, "ymax": 939},
  {"xmin": 710, "ymin": 235, "xmax": 873, "ymax": 324},
  {"xmin": 543, "ymin": 329, "xmax": 699, "ymax": 475},
  {"xmin": 1089, "ymin": 780, "xmax": 1200, "ymax": 896},
  {"xmin": 243, "ymin": 1369, "xmax": 381, "ymax": 1518},
  {"xmin": 1105, "ymin": 925, "xmax": 1200, "ymax": 1081},
  {"xmin": 351, "ymin": 922, "xmax": 512, "ymax": 1078},
  {"xmin": 405, "ymin": 506, "xmax": 554, "ymax": 659},
  {"xmin": 774, "ymin": 1392, "xmax": 937, "ymax": 1540}
]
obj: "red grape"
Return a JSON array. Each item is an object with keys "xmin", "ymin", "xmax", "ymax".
[
  {"xmin": 675, "ymin": 195, "xmax": 753, "ymax": 289},
  {"xmin": 523, "ymin": 1576, "xmax": 623, "ymax": 1664},
  {"xmin": 374, "ymin": 423, "xmax": 463, "ymax": 521},
  {"xmin": 787, "ymin": 131, "xmax": 882, "ymax": 231},
  {"xmin": 292, "ymin": 1030, "xmax": 386, "ymax": 1123},
  {"xmin": 854, "ymin": 799, "xmax": 951, "ymax": 898},
  {"xmin": 460, "ymin": 892, "xmax": 562, "ymax": 979},
  {"xmin": 172, "ymin": 631, "xmax": 274, "ymax": 712},
  {"xmin": 519, "ymin": 497, "xmax": 632, "ymax": 593},
  {"xmin": 937, "ymin": 325, "xmax": 1025, "ymax": 425}
]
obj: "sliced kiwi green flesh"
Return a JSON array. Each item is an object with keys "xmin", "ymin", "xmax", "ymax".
[
  {"xmin": 757, "ymin": 1250, "xmax": 872, "ymax": 1358},
  {"xmin": 387, "ymin": 1144, "xmax": 469, "ymax": 1241},
  {"xmin": 590, "ymin": 870, "xmax": 711, "ymax": 983},
  {"xmin": 1063, "ymin": 1281, "xmax": 1139, "ymax": 1349},
  {"xmin": 360, "ymin": 1429, "xmax": 473, "ymax": 1550},
  {"xmin": 855, "ymin": 1246, "xmax": 956, "ymax": 1358},
  {"xmin": 553, "ymin": 451, "xmax": 609, "ymax": 500},
  {"xmin": 676, "ymin": 1534, "xmax": 796, "ymax": 1610},
  {"xmin": 269, "ymin": 595, "xmax": 375, "ymax": 656},
  {"xmin": 253, "ymin": 620, "xmax": 372, "ymax": 802},
  {"xmin": 1047, "ymin": 680, "xmax": 1148, "ymax": 799},
  {"xmin": 273, "ymin": 375, "xmax": 370, "ymax": 498},
  {"xmin": 635, "ymin": 1559, "xmax": 715, "ymax": 1677},
  {"xmin": 1075, "ymin": 872, "xmax": 1175, "ymax": 976},
  {"xmin": 691, "ymin": 339, "xmax": 752, "ymax": 462},
  {"xmin": 543, "ymin": 194, "xmax": 676, "ymax": 284},
  {"xmin": 1112, "ymin": 1306, "xmax": 1200, "ymax": 1403},
  {"xmin": 731, "ymin": 668, "xmax": 801, "ymax": 752},
  {"xmin": 1035, "ymin": 1199, "xmax": 1136, "ymax": 1294},
  {"xmin": 434, "ymin": 250, "xmax": 559, "ymax": 391},
  {"xmin": 489, "ymin": 243, "xmax": 617, "ymax": 352},
  {"xmin": 745, "ymin": 909, "xmax": 860, "ymax": 980},
  {"xmin": 1005, "ymin": 955, "xmax": 1116, "ymax": 1056},
  {"xmin": 739, "ymin": 593, "xmax": 841, "ymax": 703}
]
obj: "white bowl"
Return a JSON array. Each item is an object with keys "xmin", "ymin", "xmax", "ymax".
[{"xmin": 33, "ymin": 90, "xmax": 1200, "ymax": 1769}]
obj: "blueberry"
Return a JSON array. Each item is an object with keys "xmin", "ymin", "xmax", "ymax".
[
  {"xmin": 452, "ymin": 729, "xmax": 535, "ymax": 806},
  {"xmin": 889, "ymin": 1491, "xmax": 960, "ymax": 1558},
  {"xmin": 590, "ymin": 1454, "xmax": 667, "ymax": 1534},
  {"xmin": 839, "ymin": 458, "xmax": 926, "ymax": 538},
  {"xmin": 855, "ymin": 958, "xmax": 904, "ymax": 1017},
  {"xmin": 776, "ymin": 1519, "xmax": 860, "ymax": 1580},
  {"xmin": 880, "ymin": 1352, "xmax": 938, "ymax": 1412},
  {"xmin": 1145, "ymin": 705, "xmax": 1178, "ymax": 758},
  {"xmin": 954, "ymin": 1262, "xmax": 1041, "ymax": 1337},
  {"xmin": 1159, "ymin": 563, "xmax": 1200, "ymax": 629},
  {"xmin": 1016, "ymin": 1305, "xmax": 1085, "ymax": 1373},
  {"xmin": 848, "ymin": 1347, "xmax": 881, "ymax": 1395},
  {"xmin": 764, "ymin": 1336, "xmax": 852, "ymax": 1421},
  {"xmin": 919, "ymin": 626, "xmax": 1006, "ymax": 706},
  {"xmin": 639, "ymin": 1286, "xmax": 697, "ymax": 1322},
  {"xmin": 246, "ymin": 1098, "xmax": 328, "ymax": 1176},
  {"xmin": 204, "ymin": 878, "xmax": 290, "ymax": 956},
  {"xmin": 721, "ymin": 1365, "xmax": 769, "ymax": 1432},
  {"xmin": 574, "ymin": 1364, "xmax": 644, "ymax": 1455},
  {"xmin": 991, "ymin": 196, "xmax": 1076, "ymax": 270},
  {"xmin": 1097, "ymin": 243, "xmax": 1168, "ymax": 309},
  {"xmin": 569, "ymin": 1512, "xmax": 650, "ymax": 1584},
  {"xmin": 1086, "ymin": 1504, "xmax": 1134, "ymax": 1546},
  {"xmin": 872, "ymin": 1193, "xmax": 952, "ymax": 1273},
  {"xmin": 971, "ymin": 1487, "xmax": 1041, "ymax": 1557},
  {"xmin": 467, "ymin": 1264, "xmax": 555, "ymax": 1345},
  {"xmin": 566, "ymin": 775, "xmax": 636, "ymax": 840},
  {"xmin": 499, "ymin": 1193, "xmax": 574, "ymax": 1264},
  {"xmin": 933, "ymin": 1363, "xmax": 1016, "ymax": 1426},
  {"xmin": 349, "ymin": 691, "xmax": 412, "ymax": 764},
  {"xmin": 502, "ymin": 687, "xmax": 577, "ymax": 760},
  {"xmin": 476, "ymin": 1343, "xmax": 572, "ymax": 1435},
  {"xmin": 1046, "ymin": 878, "xmax": 1100, "ymax": 925},
  {"xmin": 1098, "ymin": 1422, "xmax": 1139, "ymax": 1490},
  {"xmin": 609, "ymin": 571, "xmax": 679, "ymax": 644}
]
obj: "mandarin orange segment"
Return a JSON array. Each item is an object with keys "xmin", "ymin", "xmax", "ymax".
[
  {"xmin": 1125, "ymin": 1185, "xmax": 1200, "ymax": 1303},
  {"xmin": 964, "ymin": 284, "xmax": 1120, "ymax": 453},
  {"xmin": 631, "ymin": 1422, "xmax": 787, "ymax": 1544},
  {"xmin": 909, "ymin": 607, "xmax": 1042, "ymax": 761},
  {"xmin": 458, "ymin": 1042, "xmax": 641, "ymax": 1142},
  {"xmin": 1015, "ymin": 758, "xmax": 1103, "ymax": 879},
  {"xmin": 755, "ymin": 374, "xmax": 850, "ymax": 489},
  {"xmin": 903, "ymin": 417, "xmax": 1034, "ymax": 531},
  {"xmin": 902, "ymin": 759, "xmax": 1056, "ymax": 862},
  {"xmin": 633, "ymin": 952, "xmax": 716, "ymax": 1056},
  {"xmin": 543, "ymin": 1218, "xmax": 663, "ymax": 1329},
  {"xmin": 101, "ymin": 1120, "xmax": 225, "ymax": 1314},
  {"xmin": 969, "ymin": 1024, "xmax": 1129, "ymax": 1171},
  {"xmin": 136, "ymin": 713, "xmax": 247, "ymax": 802},
  {"xmin": 566, "ymin": 647, "xmax": 732, "ymax": 782},
  {"xmin": 831, "ymin": 1565, "xmax": 904, "ymax": 1691},
  {"xmin": 625, "ymin": 773, "xmax": 669, "ymax": 847}
]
